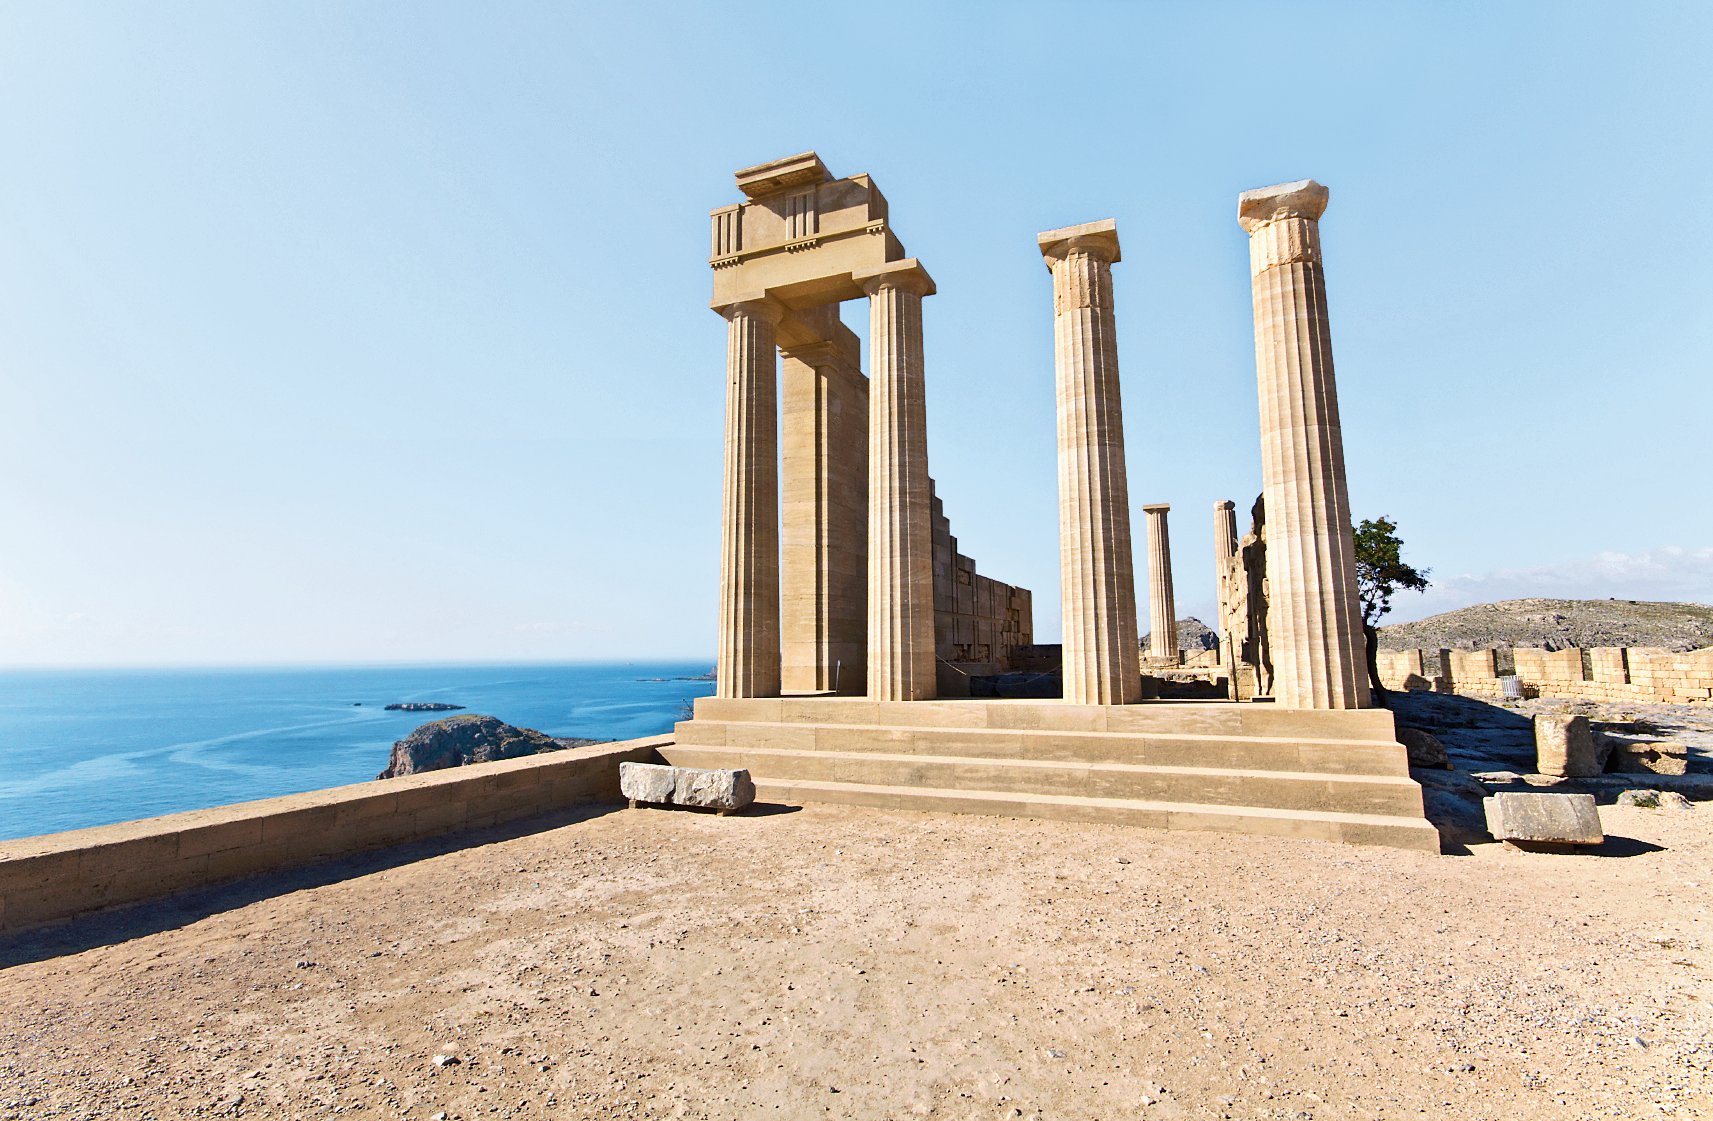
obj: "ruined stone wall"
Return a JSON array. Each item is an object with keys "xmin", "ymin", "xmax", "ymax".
[
  {"xmin": 930, "ymin": 483, "xmax": 1033, "ymax": 669},
  {"xmin": 1377, "ymin": 646, "xmax": 1713, "ymax": 705}
]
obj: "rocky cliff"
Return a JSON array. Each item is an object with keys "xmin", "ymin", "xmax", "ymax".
[{"xmin": 378, "ymin": 715, "xmax": 600, "ymax": 779}]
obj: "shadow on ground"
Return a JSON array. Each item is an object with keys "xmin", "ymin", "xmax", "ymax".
[{"xmin": 0, "ymin": 799, "xmax": 798, "ymax": 969}]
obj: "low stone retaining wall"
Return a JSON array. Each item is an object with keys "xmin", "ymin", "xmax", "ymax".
[
  {"xmin": 1378, "ymin": 646, "xmax": 1713, "ymax": 705},
  {"xmin": 0, "ymin": 735, "xmax": 669, "ymax": 935}
]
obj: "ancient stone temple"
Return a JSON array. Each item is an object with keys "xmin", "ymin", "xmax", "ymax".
[{"xmin": 669, "ymin": 153, "xmax": 1436, "ymax": 851}]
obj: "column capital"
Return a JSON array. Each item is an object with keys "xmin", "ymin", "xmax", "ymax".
[
  {"xmin": 715, "ymin": 296, "xmax": 787, "ymax": 324},
  {"xmin": 1038, "ymin": 219, "xmax": 1120, "ymax": 267},
  {"xmin": 853, "ymin": 258, "xmax": 935, "ymax": 299},
  {"xmin": 1238, "ymin": 179, "xmax": 1328, "ymax": 234},
  {"xmin": 1142, "ymin": 503, "xmax": 1171, "ymax": 515}
]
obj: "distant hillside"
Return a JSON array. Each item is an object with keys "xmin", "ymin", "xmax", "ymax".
[{"xmin": 1378, "ymin": 598, "xmax": 1713, "ymax": 653}]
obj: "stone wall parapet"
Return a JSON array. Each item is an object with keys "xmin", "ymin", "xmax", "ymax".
[
  {"xmin": 0, "ymin": 736, "xmax": 669, "ymax": 935},
  {"xmin": 1376, "ymin": 645, "xmax": 1713, "ymax": 705}
]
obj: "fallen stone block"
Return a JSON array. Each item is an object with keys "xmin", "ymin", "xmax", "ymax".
[
  {"xmin": 1535, "ymin": 715, "xmax": 1600, "ymax": 778},
  {"xmin": 1606, "ymin": 739, "xmax": 1689, "ymax": 777},
  {"xmin": 618, "ymin": 761, "xmax": 755, "ymax": 815},
  {"xmin": 619, "ymin": 761, "xmax": 678, "ymax": 806},
  {"xmin": 1483, "ymin": 792, "xmax": 1603, "ymax": 846},
  {"xmin": 673, "ymin": 767, "xmax": 756, "ymax": 814}
]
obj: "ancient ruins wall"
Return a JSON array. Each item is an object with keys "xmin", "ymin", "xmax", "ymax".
[
  {"xmin": 930, "ymin": 484, "xmax": 1032, "ymax": 670},
  {"xmin": 1377, "ymin": 646, "xmax": 1713, "ymax": 705},
  {"xmin": 0, "ymin": 736, "xmax": 669, "ymax": 935}
]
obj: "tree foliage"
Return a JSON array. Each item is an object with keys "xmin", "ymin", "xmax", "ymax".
[{"xmin": 1353, "ymin": 516, "xmax": 1430, "ymax": 628}]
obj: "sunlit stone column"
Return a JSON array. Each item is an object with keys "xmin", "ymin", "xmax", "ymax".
[
  {"xmin": 857, "ymin": 260, "xmax": 937, "ymax": 701},
  {"xmin": 1239, "ymin": 179, "xmax": 1369, "ymax": 710},
  {"xmin": 1142, "ymin": 504, "xmax": 1177, "ymax": 661},
  {"xmin": 1040, "ymin": 220, "xmax": 1141, "ymax": 705},
  {"xmin": 714, "ymin": 297, "xmax": 784, "ymax": 699},
  {"xmin": 1213, "ymin": 499, "xmax": 1240, "ymax": 684},
  {"xmin": 779, "ymin": 312, "xmax": 868, "ymax": 696}
]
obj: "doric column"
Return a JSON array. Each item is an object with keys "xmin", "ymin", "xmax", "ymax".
[
  {"xmin": 855, "ymin": 260, "xmax": 937, "ymax": 701},
  {"xmin": 779, "ymin": 315, "xmax": 869, "ymax": 696},
  {"xmin": 1213, "ymin": 499, "xmax": 1240, "ymax": 685},
  {"xmin": 1142, "ymin": 504, "xmax": 1177, "ymax": 661},
  {"xmin": 1039, "ymin": 220, "xmax": 1140, "ymax": 705},
  {"xmin": 714, "ymin": 297, "xmax": 784, "ymax": 699},
  {"xmin": 1239, "ymin": 179, "xmax": 1369, "ymax": 709}
]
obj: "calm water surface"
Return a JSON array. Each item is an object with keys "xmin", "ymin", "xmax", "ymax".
[{"xmin": 0, "ymin": 662, "xmax": 714, "ymax": 841}]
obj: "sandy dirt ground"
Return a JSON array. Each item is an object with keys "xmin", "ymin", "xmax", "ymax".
[{"xmin": 2, "ymin": 798, "xmax": 1710, "ymax": 1121}]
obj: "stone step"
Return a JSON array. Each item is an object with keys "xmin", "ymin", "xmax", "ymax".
[
  {"xmin": 692, "ymin": 695, "xmax": 1400, "ymax": 741},
  {"xmin": 658, "ymin": 744, "xmax": 1425, "ymax": 817},
  {"xmin": 746, "ymin": 777, "xmax": 1443, "ymax": 853},
  {"xmin": 672, "ymin": 719, "xmax": 1409, "ymax": 776}
]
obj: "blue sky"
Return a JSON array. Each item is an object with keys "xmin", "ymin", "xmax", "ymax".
[{"xmin": 1, "ymin": 1, "xmax": 1708, "ymax": 666}]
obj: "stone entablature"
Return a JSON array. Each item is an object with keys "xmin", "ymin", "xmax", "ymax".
[{"xmin": 1377, "ymin": 646, "xmax": 1713, "ymax": 705}]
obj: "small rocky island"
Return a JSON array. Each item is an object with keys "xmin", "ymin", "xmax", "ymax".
[
  {"xmin": 378, "ymin": 714, "xmax": 602, "ymax": 779},
  {"xmin": 384, "ymin": 702, "xmax": 465, "ymax": 712}
]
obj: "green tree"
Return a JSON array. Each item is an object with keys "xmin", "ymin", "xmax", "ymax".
[{"xmin": 1353, "ymin": 516, "xmax": 1430, "ymax": 700}]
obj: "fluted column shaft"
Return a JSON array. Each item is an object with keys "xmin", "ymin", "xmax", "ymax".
[
  {"xmin": 1213, "ymin": 499, "xmax": 1240, "ymax": 673},
  {"xmin": 860, "ymin": 262, "xmax": 937, "ymax": 701},
  {"xmin": 1239, "ymin": 180, "xmax": 1369, "ymax": 710},
  {"xmin": 1142, "ymin": 505, "xmax": 1177, "ymax": 660},
  {"xmin": 715, "ymin": 299, "xmax": 783, "ymax": 699},
  {"xmin": 1041, "ymin": 221, "xmax": 1140, "ymax": 706}
]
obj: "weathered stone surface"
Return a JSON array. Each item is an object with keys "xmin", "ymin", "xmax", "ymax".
[
  {"xmin": 379, "ymin": 716, "xmax": 582, "ymax": 779},
  {"xmin": 1040, "ymin": 219, "xmax": 1140, "ymax": 706},
  {"xmin": 1397, "ymin": 728, "xmax": 1448, "ymax": 769},
  {"xmin": 1238, "ymin": 180, "xmax": 1368, "ymax": 710},
  {"xmin": 1535, "ymin": 714, "xmax": 1599, "ymax": 778},
  {"xmin": 1483, "ymin": 792, "xmax": 1604, "ymax": 845},
  {"xmin": 621, "ymin": 762, "xmax": 755, "ymax": 813},
  {"xmin": 1658, "ymin": 791, "xmax": 1694, "ymax": 811},
  {"xmin": 673, "ymin": 767, "xmax": 756, "ymax": 812},
  {"xmin": 1615, "ymin": 789, "xmax": 1661, "ymax": 808},
  {"xmin": 619, "ymin": 762, "xmax": 680, "ymax": 805},
  {"xmin": 1606, "ymin": 739, "xmax": 1689, "ymax": 776}
]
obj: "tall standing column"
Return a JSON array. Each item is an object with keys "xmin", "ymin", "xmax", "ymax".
[
  {"xmin": 779, "ymin": 321, "xmax": 869, "ymax": 696},
  {"xmin": 1213, "ymin": 499, "xmax": 1240, "ymax": 688},
  {"xmin": 714, "ymin": 297, "xmax": 785, "ymax": 699},
  {"xmin": 1142, "ymin": 504, "xmax": 1178, "ymax": 661},
  {"xmin": 856, "ymin": 260, "xmax": 937, "ymax": 701},
  {"xmin": 1239, "ymin": 179, "xmax": 1369, "ymax": 709},
  {"xmin": 1039, "ymin": 220, "xmax": 1141, "ymax": 705}
]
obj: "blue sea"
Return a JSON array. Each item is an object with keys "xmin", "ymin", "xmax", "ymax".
[{"xmin": 0, "ymin": 662, "xmax": 715, "ymax": 842}]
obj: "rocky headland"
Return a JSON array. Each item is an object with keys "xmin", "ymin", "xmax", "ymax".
[{"xmin": 377, "ymin": 715, "xmax": 602, "ymax": 779}]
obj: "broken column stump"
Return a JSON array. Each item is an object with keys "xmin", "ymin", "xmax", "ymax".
[{"xmin": 1534, "ymin": 714, "xmax": 1600, "ymax": 778}]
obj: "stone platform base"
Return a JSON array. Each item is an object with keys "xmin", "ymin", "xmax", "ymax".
[{"xmin": 667, "ymin": 698, "xmax": 1439, "ymax": 852}]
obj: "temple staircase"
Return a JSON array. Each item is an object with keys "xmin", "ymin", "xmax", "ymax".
[{"xmin": 665, "ymin": 697, "xmax": 1440, "ymax": 851}]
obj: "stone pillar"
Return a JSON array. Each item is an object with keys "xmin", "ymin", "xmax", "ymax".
[
  {"xmin": 1213, "ymin": 500, "xmax": 1240, "ymax": 695},
  {"xmin": 779, "ymin": 316, "xmax": 869, "ymax": 696},
  {"xmin": 1142, "ymin": 504, "xmax": 1177, "ymax": 661},
  {"xmin": 856, "ymin": 260, "xmax": 937, "ymax": 701},
  {"xmin": 1039, "ymin": 220, "xmax": 1140, "ymax": 706},
  {"xmin": 714, "ymin": 298, "xmax": 784, "ymax": 699},
  {"xmin": 1239, "ymin": 179, "xmax": 1369, "ymax": 709}
]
